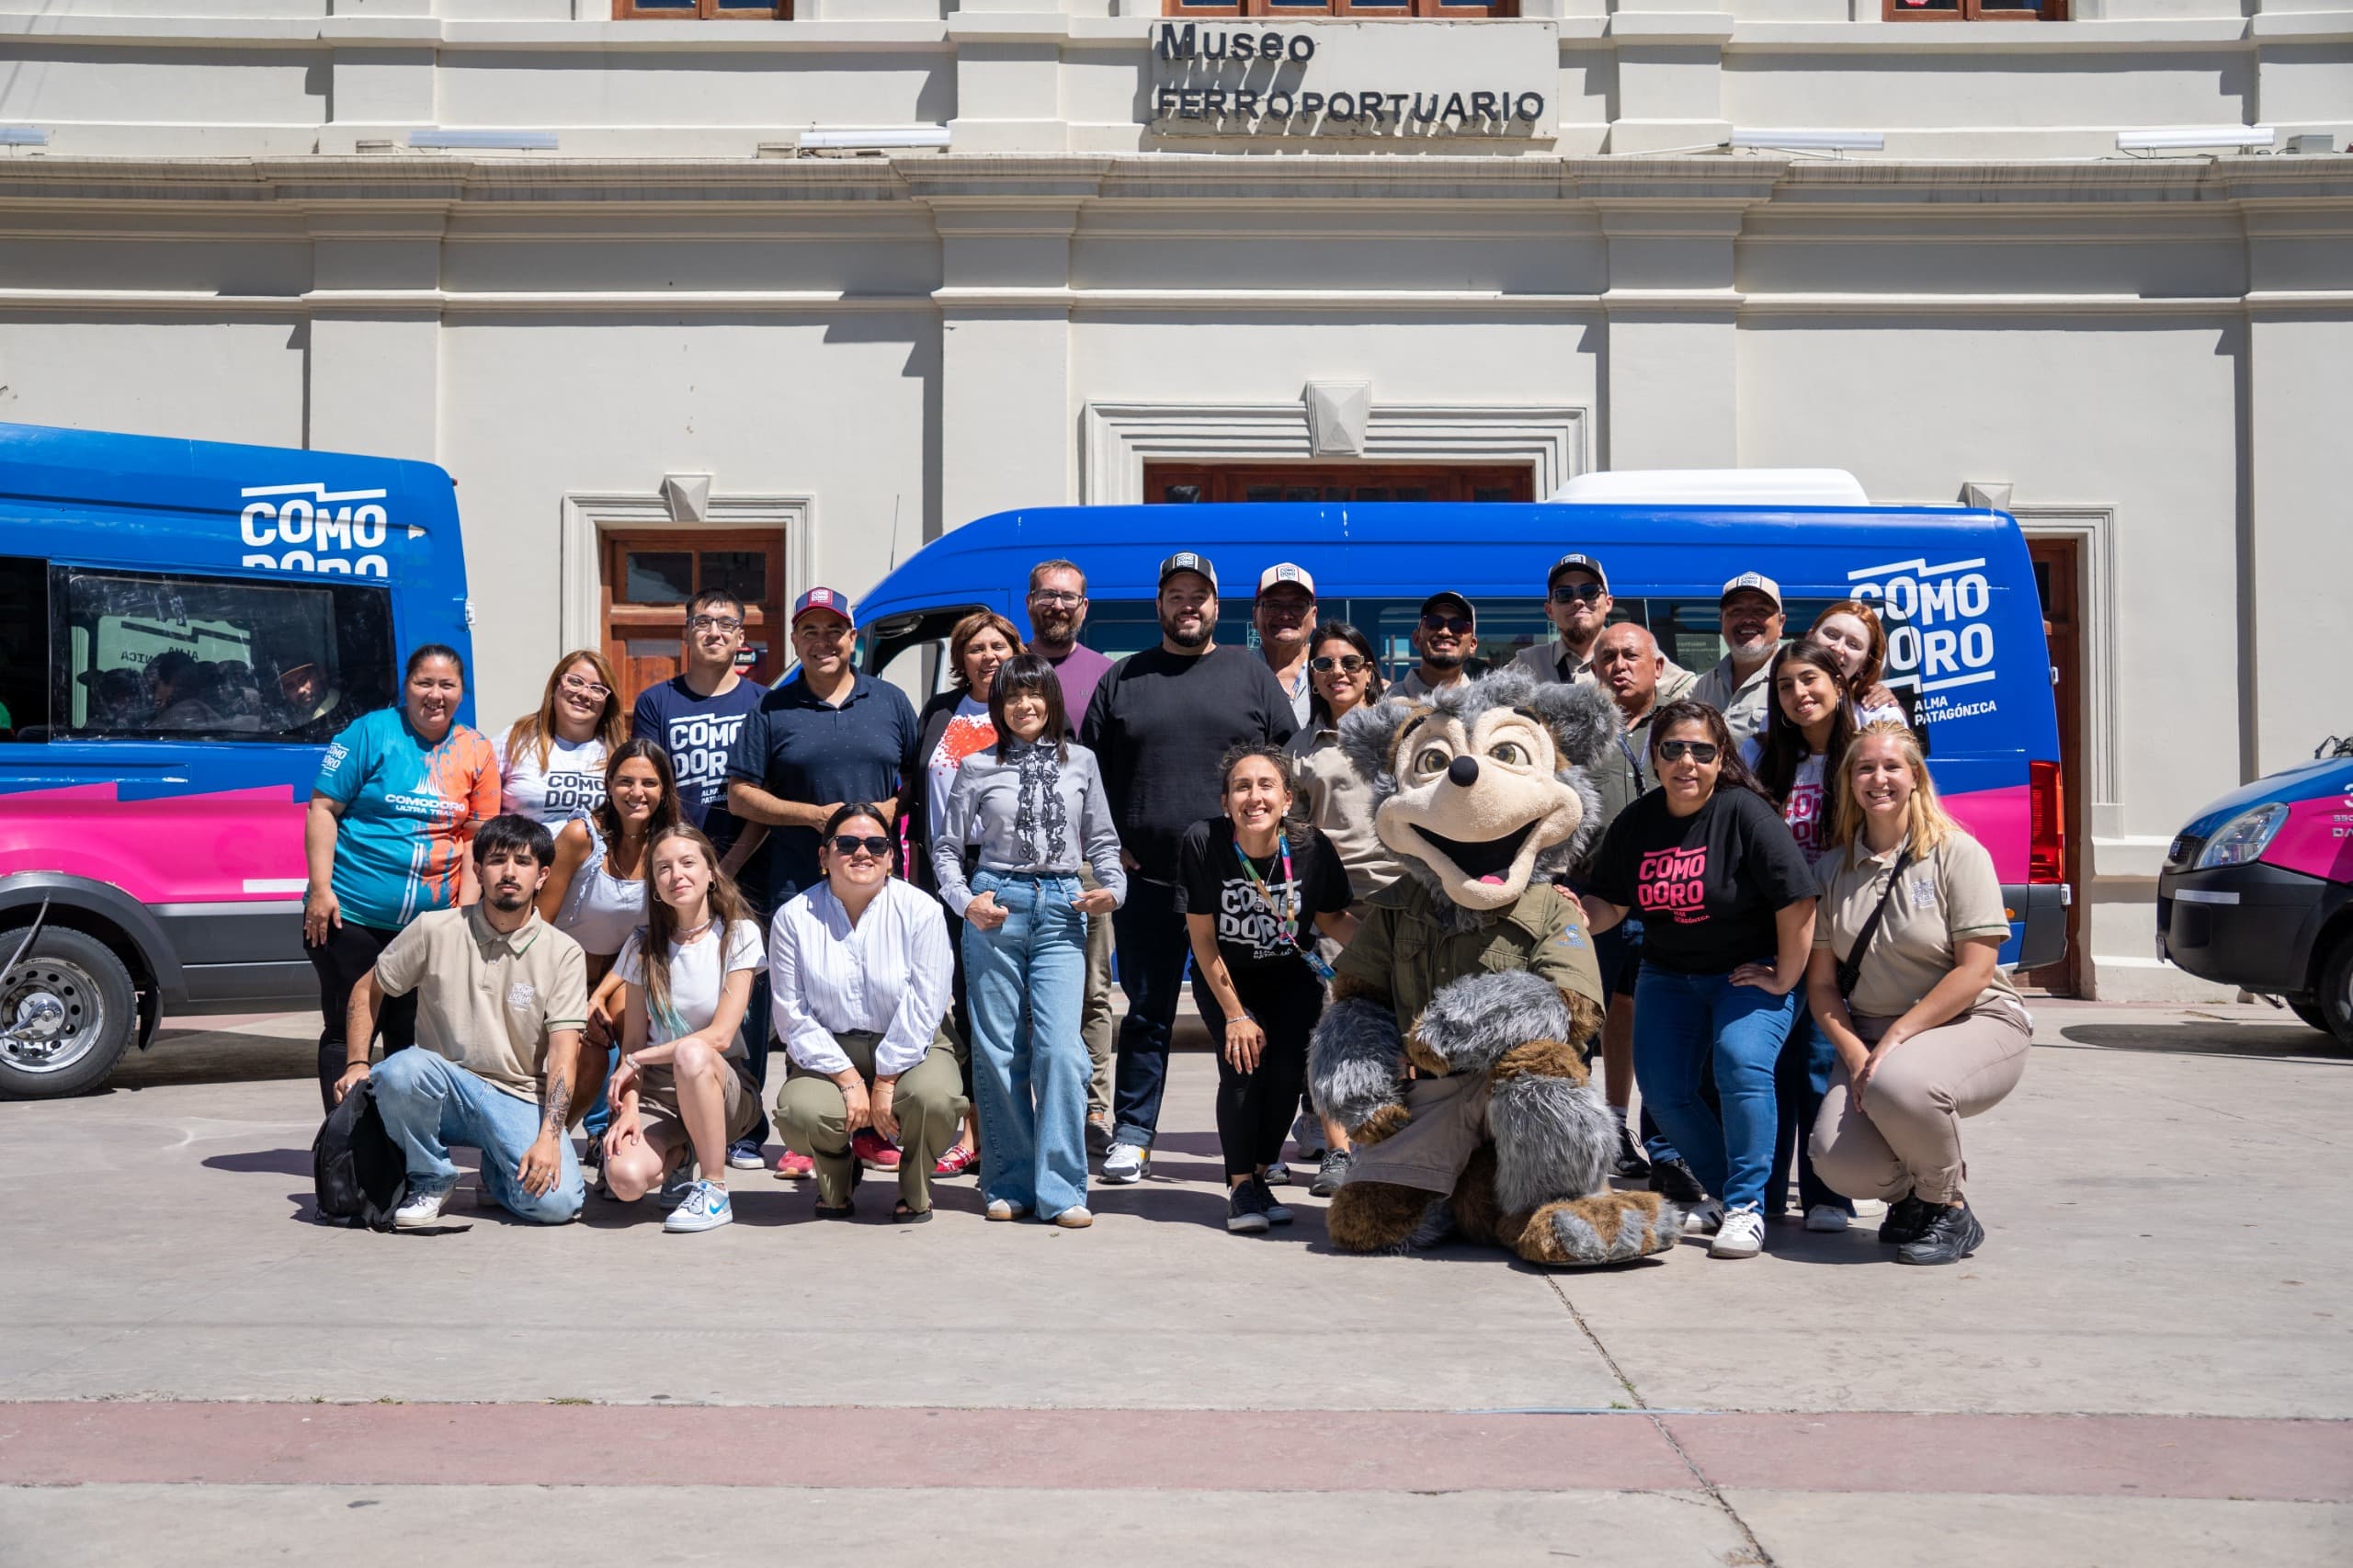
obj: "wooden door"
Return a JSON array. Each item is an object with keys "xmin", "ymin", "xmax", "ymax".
[
  {"xmin": 1142, "ymin": 461, "xmax": 1535, "ymax": 504},
  {"xmin": 2027, "ymin": 536, "xmax": 2084, "ymax": 996},
  {"xmin": 599, "ymin": 530, "xmax": 786, "ymax": 710}
]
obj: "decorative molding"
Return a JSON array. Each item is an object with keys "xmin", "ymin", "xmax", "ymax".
[
  {"xmin": 1303, "ymin": 381, "xmax": 1372, "ymax": 459},
  {"xmin": 1080, "ymin": 398, "xmax": 1589, "ymax": 506},
  {"xmin": 2015, "ymin": 505, "xmax": 2121, "ymax": 840},
  {"xmin": 559, "ymin": 487, "xmax": 814, "ymax": 660}
]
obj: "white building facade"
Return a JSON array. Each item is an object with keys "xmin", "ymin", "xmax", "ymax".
[{"xmin": 1, "ymin": 0, "xmax": 2348, "ymax": 998}]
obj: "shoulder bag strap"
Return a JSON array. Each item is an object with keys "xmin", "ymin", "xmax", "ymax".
[{"xmin": 1835, "ymin": 844, "xmax": 1917, "ymax": 1002}]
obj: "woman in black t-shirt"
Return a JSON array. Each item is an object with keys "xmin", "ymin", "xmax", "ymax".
[
  {"xmin": 1177, "ymin": 744, "xmax": 1357, "ymax": 1235},
  {"xmin": 1583, "ymin": 700, "xmax": 1819, "ymax": 1261}
]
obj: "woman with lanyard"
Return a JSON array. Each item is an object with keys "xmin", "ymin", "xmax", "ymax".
[
  {"xmin": 1742, "ymin": 640, "xmax": 1859, "ymax": 1233},
  {"xmin": 1580, "ymin": 699, "xmax": 1819, "ymax": 1261},
  {"xmin": 492, "ymin": 649, "xmax": 627, "ymax": 824},
  {"xmin": 1806, "ymin": 722, "xmax": 2031, "ymax": 1264},
  {"xmin": 933, "ymin": 653, "xmax": 1125, "ymax": 1229},
  {"xmin": 1805, "ymin": 601, "xmax": 1908, "ymax": 727},
  {"xmin": 602, "ymin": 824, "xmax": 766, "ymax": 1233},
  {"xmin": 1282, "ymin": 619, "xmax": 1402, "ymax": 1196},
  {"xmin": 1178, "ymin": 744, "xmax": 1357, "ymax": 1234},
  {"xmin": 301, "ymin": 643, "xmax": 500, "ymax": 1111}
]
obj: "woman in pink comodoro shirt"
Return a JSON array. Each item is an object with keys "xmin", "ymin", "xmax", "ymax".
[{"xmin": 1580, "ymin": 699, "xmax": 1819, "ymax": 1261}]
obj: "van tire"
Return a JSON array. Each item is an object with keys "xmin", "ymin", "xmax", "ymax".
[
  {"xmin": 0, "ymin": 926, "xmax": 139, "ymax": 1099},
  {"xmin": 2290, "ymin": 1000, "xmax": 2334, "ymax": 1038},
  {"xmin": 2313, "ymin": 935, "xmax": 2353, "ymax": 1052}
]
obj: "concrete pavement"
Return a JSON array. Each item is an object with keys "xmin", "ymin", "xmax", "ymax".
[{"xmin": 2, "ymin": 997, "xmax": 2347, "ymax": 1566}]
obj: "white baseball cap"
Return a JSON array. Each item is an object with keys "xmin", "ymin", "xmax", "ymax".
[
  {"xmin": 1719, "ymin": 572, "xmax": 1783, "ymax": 610},
  {"xmin": 1256, "ymin": 562, "xmax": 1317, "ymax": 597}
]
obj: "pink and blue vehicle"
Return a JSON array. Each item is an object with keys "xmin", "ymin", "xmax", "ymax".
[
  {"xmin": 2158, "ymin": 738, "xmax": 2353, "ymax": 1047},
  {"xmin": 0, "ymin": 421, "xmax": 473, "ymax": 1097}
]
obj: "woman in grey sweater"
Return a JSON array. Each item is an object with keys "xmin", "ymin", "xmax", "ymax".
[{"xmin": 934, "ymin": 653, "xmax": 1126, "ymax": 1228}]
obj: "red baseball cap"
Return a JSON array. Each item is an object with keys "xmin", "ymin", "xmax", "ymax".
[{"xmin": 791, "ymin": 586, "xmax": 855, "ymax": 627}]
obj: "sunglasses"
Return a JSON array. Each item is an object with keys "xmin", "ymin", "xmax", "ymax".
[
  {"xmin": 828, "ymin": 835, "xmax": 892, "ymax": 858},
  {"xmin": 1311, "ymin": 654, "xmax": 1369, "ymax": 674},
  {"xmin": 1419, "ymin": 614, "xmax": 1474, "ymax": 635},
  {"xmin": 1550, "ymin": 584, "xmax": 1606, "ymax": 605},
  {"xmin": 1656, "ymin": 741, "xmax": 1721, "ymax": 764}
]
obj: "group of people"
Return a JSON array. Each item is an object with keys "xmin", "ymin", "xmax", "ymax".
[{"xmin": 302, "ymin": 543, "xmax": 2027, "ymax": 1263}]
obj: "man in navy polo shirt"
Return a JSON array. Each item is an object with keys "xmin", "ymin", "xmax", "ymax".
[{"xmin": 725, "ymin": 586, "xmax": 922, "ymax": 914}]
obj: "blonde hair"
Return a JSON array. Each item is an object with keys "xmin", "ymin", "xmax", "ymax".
[
  {"xmin": 1827, "ymin": 720, "xmax": 1961, "ymax": 859},
  {"xmin": 505, "ymin": 648, "xmax": 626, "ymax": 772}
]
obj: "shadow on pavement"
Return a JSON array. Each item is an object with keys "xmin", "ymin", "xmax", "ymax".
[
  {"xmin": 202, "ymin": 1147, "xmax": 314, "ymax": 1177},
  {"xmin": 2056, "ymin": 1023, "xmax": 2345, "ymax": 1061}
]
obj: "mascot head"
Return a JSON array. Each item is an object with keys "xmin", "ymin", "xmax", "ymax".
[{"xmin": 1339, "ymin": 668, "xmax": 1620, "ymax": 916}]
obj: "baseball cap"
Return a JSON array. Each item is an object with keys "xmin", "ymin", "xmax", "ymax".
[
  {"xmin": 1547, "ymin": 552, "xmax": 1610, "ymax": 593},
  {"xmin": 1719, "ymin": 572, "xmax": 1783, "ymax": 610},
  {"xmin": 791, "ymin": 585, "xmax": 856, "ymax": 626},
  {"xmin": 1419, "ymin": 590, "xmax": 1475, "ymax": 627},
  {"xmin": 1256, "ymin": 562, "xmax": 1316, "ymax": 597},
  {"xmin": 1158, "ymin": 551, "xmax": 1219, "ymax": 592}
]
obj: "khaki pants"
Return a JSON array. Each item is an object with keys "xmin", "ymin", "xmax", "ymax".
[
  {"xmin": 1081, "ymin": 864, "xmax": 1115, "ymax": 1119},
  {"xmin": 1810, "ymin": 1002, "xmax": 2030, "ymax": 1206},
  {"xmin": 777, "ymin": 1027, "xmax": 970, "ymax": 1213}
]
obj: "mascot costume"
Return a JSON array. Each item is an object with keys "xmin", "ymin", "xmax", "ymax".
[{"xmin": 1308, "ymin": 668, "xmax": 1684, "ymax": 1267}]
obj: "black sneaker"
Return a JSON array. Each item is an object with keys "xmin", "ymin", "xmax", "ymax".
[
  {"xmin": 1226, "ymin": 1179, "xmax": 1273, "ymax": 1234},
  {"xmin": 1612, "ymin": 1121, "xmax": 1652, "ymax": 1181},
  {"xmin": 1086, "ymin": 1116, "xmax": 1113, "ymax": 1158},
  {"xmin": 1895, "ymin": 1201, "xmax": 1984, "ymax": 1266},
  {"xmin": 1878, "ymin": 1194, "xmax": 1937, "ymax": 1245},
  {"xmin": 1254, "ymin": 1174, "xmax": 1295, "ymax": 1226},
  {"xmin": 1310, "ymin": 1148, "xmax": 1354, "ymax": 1197},
  {"xmin": 1650, "ymin": 1157, "xmax": 1707, "ymax": 1205}
]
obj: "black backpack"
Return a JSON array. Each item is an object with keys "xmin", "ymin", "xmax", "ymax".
[{"xmin": 313, "ymin": 1079, "xmax": 408, "ymax": 1231}]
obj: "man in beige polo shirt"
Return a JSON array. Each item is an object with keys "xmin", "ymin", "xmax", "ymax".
[{"xmin": 335, "ymin": 814, "xmax": 591, "ymax": 1230}]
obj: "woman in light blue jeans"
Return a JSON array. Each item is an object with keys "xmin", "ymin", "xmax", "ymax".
[{"xmin": 933, "ymin": 653, "xmax": 1126, "ymax": 1228}]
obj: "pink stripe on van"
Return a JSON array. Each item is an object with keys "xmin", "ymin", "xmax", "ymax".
[
  {"xmin": 0, "ymin": 783, "xmax": 305, "ymax": 905},
  {"xmin": 1942, "ymin": 783, "xmax": 2029, "ymax": 884}
]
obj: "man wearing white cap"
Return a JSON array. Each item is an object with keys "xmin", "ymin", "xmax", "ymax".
[
  {"xmin": 1690, "ymin": 572, "xmax": 1787, "ymax": 750},
  {"xmin": 1254, "ymin": 562, "xmax": 1318, "ymax": 730}
]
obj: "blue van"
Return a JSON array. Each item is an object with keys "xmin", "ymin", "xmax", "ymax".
[
  {"xmin": 856, "ymin": 488, "xmax": 2067, "ymax": 969},
  {"xmin": 0, "ymin": 422, "xmax": 473, "ymax": 1097}
]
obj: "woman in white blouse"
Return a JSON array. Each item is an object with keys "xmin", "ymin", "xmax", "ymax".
[{"xmin": 771, "ymin": 802, "xmax": 971, "ymax": 1222}]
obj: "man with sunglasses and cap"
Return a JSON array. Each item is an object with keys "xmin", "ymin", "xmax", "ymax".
[
  {"xmin": 1079, "ymin": 551, "xmax": 1298, "ymax": 1183},
  {"xmin": 1690, "ymin": 572, "xmax": 1788, "ymax": 751},
  {"xmin": 1393, "ymin": 590, "xmax": 1488, "ymax": 699},
  {"xmin": 1510, "ymin": 552, "xmax": 1621, "ymax": 687}
]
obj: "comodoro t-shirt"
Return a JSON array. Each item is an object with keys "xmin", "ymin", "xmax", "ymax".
[
  {"xmin": 1175, "ymin": 817, "xmax": 1352, "ymax": 983},
  {"xmin": 1588, "ymin": 786, "xmax": 1818, "ymax": 974},
  {"xmin": 1814, "ymin": 831, "xmax": 2023, "ymax": 1021},
  {"xmin": 491, "ymin": 730, "xmax": 608, "ymax": 825},
  {"xmin": 1740, "ymin": 740, "xmax": 1829, "ymax": 860},
  {"xmin": 615, "ymin": 917, "xmax": 766, "ymax": 1055},
  {"xmin": 631, "ymin": 674, "xmax": 767, "ymax": 853},
  {"xmin": 314, "ymin": 707, "xmax": 501, "ymax": 931}
]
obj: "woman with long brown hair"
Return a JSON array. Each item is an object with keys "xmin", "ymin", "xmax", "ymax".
[{"xmin": 494, "ymin": 649, "xmax": 628, "ymax": 824}]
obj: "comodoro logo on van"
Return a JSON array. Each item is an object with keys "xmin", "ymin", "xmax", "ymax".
[
  {"xmin": 237, "ymin": 482, "xmax": 392, "ymax": 576},
  {"xmin": 1847, "ymin": 554, "xmax": 2002, "ymax": 722}
]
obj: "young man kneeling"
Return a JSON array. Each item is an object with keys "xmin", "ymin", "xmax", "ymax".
[{"xmin": 333, "ymin": 814, "xmax": 592, "ymax": 1229}]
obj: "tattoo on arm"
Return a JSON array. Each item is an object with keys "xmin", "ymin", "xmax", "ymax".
[{"xmin": 540, "ymin": 1071, "xmax": 571, "ymax": 1137}]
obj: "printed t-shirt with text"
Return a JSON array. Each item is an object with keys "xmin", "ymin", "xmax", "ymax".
[
  {"xmin": 1175, "ymin": 817, "xmax": 1352, "ymax": 983},
  {"xmin": 314, "ymin": 707, "xmax": 501, "ymax": 930},
  {"xmin": 632, "ymin": 674, "xmax": 767, "ymax": 854},
  {"xmin": 1740, "ymin": 740, "xmax": 1828, "ymax": 859},
  {"xmin": 1587, "ymin": 786, "xmax": 1818, "ymax": 974}
]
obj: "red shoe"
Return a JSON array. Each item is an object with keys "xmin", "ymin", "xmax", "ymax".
[
  {"xmin": 773, "ymin": 1150, "xmax": 814, "ymax": 1180},
  {"xmin": 933, "ymin": 1142, "xmax": 978, "ymax": 1178},
  {"xmin": 852, "ymin": 1129, "xmax": 903, "ymax": 1171}
]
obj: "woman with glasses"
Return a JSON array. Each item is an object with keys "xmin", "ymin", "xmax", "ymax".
[
  {"xmin": 1283, "ymin": 620, "xmax": 1403, "ymax": 1195},
  {"xmin": 493, "ymin": 650, "xmax": 627, "ymax": 824},
  {"xmin": 1580, "ymin": 700, "xmax": 1820, "ymax": 1260},
  {"xmin": 933, "ymin": 653, "xmax": 1124, "ymax": 1229},
  {"xmin": 772, "ymin": 803, "xmax": 971, "ymax": 1222}
]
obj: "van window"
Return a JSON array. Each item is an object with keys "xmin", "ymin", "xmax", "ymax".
[
  {"xmin": 0, "ymin": 556, "xmax": 46, "ymax": 741},
  {"xmin": 55, "ymin": 569, "xmax": 398, "ymax": 743}
]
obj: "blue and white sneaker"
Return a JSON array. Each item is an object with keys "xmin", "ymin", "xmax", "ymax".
[{"xmin": 664, "ymin": 1179, "xmax": 733, "ymax": 1233}]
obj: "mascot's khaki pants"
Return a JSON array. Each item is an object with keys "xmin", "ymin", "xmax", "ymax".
[{"xmin": 1345, "ymin": 1073, "xmax": 1492, "ymax": 1196}]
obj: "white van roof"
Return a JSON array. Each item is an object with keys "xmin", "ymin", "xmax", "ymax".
[{"xmin": 1551, "ymin": 469, "xmax": 1872, "ymax": 506}]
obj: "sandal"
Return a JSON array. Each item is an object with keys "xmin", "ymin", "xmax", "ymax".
[
  {"xmin": 894, "ymin": 1200, "xmax": 933, "ymax": 1225},
  {"xmin": 933, "ymin": 1142, "xmax": 978, "ymax": 1178}
]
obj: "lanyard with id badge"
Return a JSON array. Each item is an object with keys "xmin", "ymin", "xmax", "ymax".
[{"xmin": 1233, "ymin": 832, "xmax": 1336, "ymax": 983}]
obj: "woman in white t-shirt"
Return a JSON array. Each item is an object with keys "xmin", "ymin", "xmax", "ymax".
[
  {"xmin": 492, "ymin": 649, "xmax": 626, "ymax": 824},
  {"xmin": 604, "ymin": 824, "xmax": 767, "ymax": 1233}
]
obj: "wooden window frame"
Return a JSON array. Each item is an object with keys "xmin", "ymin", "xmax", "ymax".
[
  {"xmin": 615, "ymin": 0, "xmax": 788, "ymax": 20},
  {"xmin": 1882, "ymin": 0, "xmax": 2063, "ymax": 20},
  {"xmin": 600, "ymin": 528, "xmax": 789, "ymax": 708},
  {"xmin": 1164, "ymin": 2, "xmax": 1520, "ymax": 17},
  {"xmin": 1142, "ymin": 461, "xmax": 1535, "ymax": 505}
]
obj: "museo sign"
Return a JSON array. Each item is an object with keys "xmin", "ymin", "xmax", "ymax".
[{"xmin": 1148, "ymin": 19, "xmax": 1559, "ymax": 141}]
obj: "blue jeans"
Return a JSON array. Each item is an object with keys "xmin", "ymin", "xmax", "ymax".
[
  {"xmin": 369, "ymin": 1048, "xmax": 585, "ymax": 1224},
  {"xmin": 962, "ymin": 870, "xmax": 1091, "ymax": 1217},
  {"xmin": 1631, "ymin": 964, "xmax": 1800, "ymax": 1214},
  {"xmin": 1769, "ymin": 1010, "xmax": 1852, "ymax": 1216},
  {"xmin": 1110, "ymin": 875, "xmax": 1188, "ymax": 1149}
]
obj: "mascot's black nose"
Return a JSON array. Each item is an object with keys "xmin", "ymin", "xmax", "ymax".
[{"xmin": 1447, "ymin": 754, "xmax": 1481, "ymax": 788}]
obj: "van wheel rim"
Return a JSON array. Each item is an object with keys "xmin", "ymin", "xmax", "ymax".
[{"xmin": 0, "ymin": 960, "xmax": 107, "ymax": 1074}]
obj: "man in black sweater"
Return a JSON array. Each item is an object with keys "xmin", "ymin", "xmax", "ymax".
[{"xmin": 1080, "ymin": 551, "xmax": 1297, "ymax": 1182}]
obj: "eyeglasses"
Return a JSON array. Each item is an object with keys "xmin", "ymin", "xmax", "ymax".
[
  {"xmin": 1550, "ymin": 584, "xmax": 1607, "ymax": 605},
  {"xmin": 1419, "ymin": 614, "xmax": 1474, "ymax": 636},
  {"xmin": 688, "ymin": 615, "xmax": 744, "ymax": 634},
  {"xmin": 828, "ymin": 835, "xmax": 892, "ymax": 858},
  {"xmin": 1311, "ymin": 654, "xmax": 1369, "ymax": 674},
  {"xmin": 1029, "ymin": 590, "xmax": 1084, "ymax": 607},
  {"xmin": 1656, "ymin": 741, "xmax": 1721, "ymax": 764},
  {"xmin": 559, "ymin": 675, "xmax": 612, "ymax": 699}
]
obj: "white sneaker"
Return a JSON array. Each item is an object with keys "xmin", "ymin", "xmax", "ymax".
[
  {"xmin": 1804, "ymin": 1204, "xmax": 1851, "ymax": 1233},
  {"xmin": 1685, "ymin": 1198, "xmax": 1725, "ymax": 1236},
  {"xmin": 1100, "ymin": 1143, "xmax": 1150, "ymax": 1185},
  {"xmin": 392, "ymin": 1185, "xmax": 467, "ymax": 1231},
  {"xmin": 1263, "ymin": 1160, "xmax": 1292, "ymax": 1187},
  {"xmin": 1291, "ymin": 1112, "xmax": 1328, "ymax": 1162},
  {"xmin": 664, "ymin": 1179, "xmax": 734, "ymax": 1233},
  {"xmin": 1710, "ymin": 1205, "xmax": 1767, "ymax": 1258}
]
